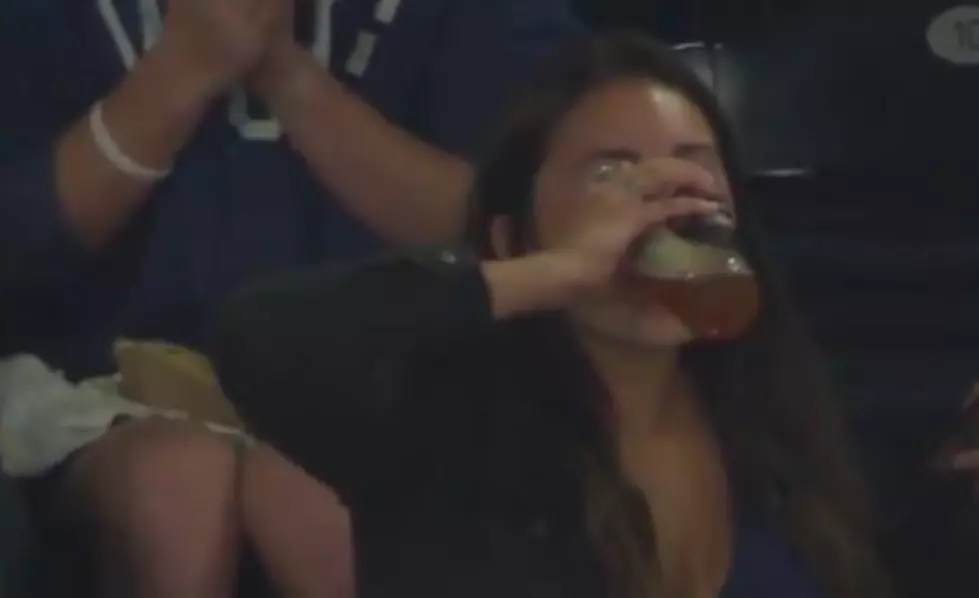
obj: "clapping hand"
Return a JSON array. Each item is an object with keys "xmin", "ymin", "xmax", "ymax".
[
  {"xmin": 246, "ymin": 0, "xmax": 307, "ymax": 97},
  {"xmin": 158, "ymin": 0, "xmax": 287, "ymax": 97}
]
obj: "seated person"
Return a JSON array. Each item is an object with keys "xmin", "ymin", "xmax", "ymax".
[
  {"xmin": 0, "ymin": 0, "xmax": 579, "ymax": 595},
  {"xmin": 212, "ymin": 32, "xmax": 893, "ymax": 598}
]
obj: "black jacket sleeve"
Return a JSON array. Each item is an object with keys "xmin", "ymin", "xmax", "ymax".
[{"xmin": 210, "ymin": 246, "xmax": 494, "ymax": 499}]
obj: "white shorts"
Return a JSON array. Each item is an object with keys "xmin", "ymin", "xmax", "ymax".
[{"xmin": 0, "ymin": 355, "xmax": 250, "ymax": 477}]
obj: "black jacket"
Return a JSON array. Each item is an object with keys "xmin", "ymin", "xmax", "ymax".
[
  {"xmin": 212, "ymin": 246, "xmax": 611, "ymax": 598},
  {"xmin": 210, "ymin": 247, "xmax": 823, "ymax": 598}
]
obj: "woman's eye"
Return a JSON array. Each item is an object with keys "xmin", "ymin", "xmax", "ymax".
[{"xmin": 587, "ymin": 158, "xmax": 635, "ymax": 183}]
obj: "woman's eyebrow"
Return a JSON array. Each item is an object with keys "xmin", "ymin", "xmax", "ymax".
[{"xmin": 673, "ymin": 141, "xmax": 718, "ymax": 161}]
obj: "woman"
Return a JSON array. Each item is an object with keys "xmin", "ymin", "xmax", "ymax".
[{"xmin": 212, "ymin": 32, "xmax": 892, "ymax": 598}]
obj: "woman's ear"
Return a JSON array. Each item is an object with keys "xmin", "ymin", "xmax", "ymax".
[{"xmin": 489, "ymin": 216, "xmax": 516, "ymax": 259}]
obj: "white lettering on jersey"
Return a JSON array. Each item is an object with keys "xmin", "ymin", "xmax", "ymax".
[
  {"xmin": 345, "ymin": 31, "xmax": 377, "ymax": 77},
  {"xmin": 97, "ymin": 0, "xmax": 137, "ymax": 68},
  {"xmin": 98, "ymin": 0, "xmax": 162, "ymax": 68},
  {"xmin": 374, "ymin": 0, "xmax": 403, "ymax": 24},
  {"xmin": 98, "ymin": 0, "xmax": 404, "ymax": 141}
]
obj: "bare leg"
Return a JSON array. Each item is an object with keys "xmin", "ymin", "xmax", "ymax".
[
  {"xmin": 63, "ymin": 418, "xmax": 240, "ymax": 598},
  {"xmin": 241, "ymin": 444, "xmax": 355, "ymax": 598}
]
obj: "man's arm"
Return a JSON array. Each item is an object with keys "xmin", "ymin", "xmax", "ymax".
[
  {"xmin": 251, "ymin": 48, "xmax": 471, "ymax": 245},
  {"xmin": 251, "ymin": 0, "xmax": 583, "ymax": 245},
  {"xmin": 0, "ymin": 0, "xmax": 275, "ymax": 279},
  {"xmin": 0, "ymin": 14, "xmax": 201, "ymax": 285},
  {"xmin": 49, "ymin": 40, "xmax": 218, "ymax": 250}
]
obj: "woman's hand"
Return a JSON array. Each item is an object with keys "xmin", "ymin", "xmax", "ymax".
[
  {"xmin": 948, "ymin": 450, "xmax": 979, "ymax": 496},
  {"xmin": 947, "ymin": 383, "xmax": 979, "ymax": 497},
  {"xmin": 930, "ymin": 382, "xmax": 979, "ymax": 497},
  {"xmin": 482, "ymin": 158, "xmax": 719, "ymax": 319},
  {"xmin": 544, "ymin": 157, "xmax": 721, "ymax": 294}
]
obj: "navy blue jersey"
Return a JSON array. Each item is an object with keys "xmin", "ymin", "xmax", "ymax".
[{"xmin": 0, "ymin": 0, "xmax": 581, "ymax": 377}]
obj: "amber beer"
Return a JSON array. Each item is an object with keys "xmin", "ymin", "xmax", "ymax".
[
  {"xmin": 626, "ymin": 216, "xmax": 760, "ymax": 340},
  {"xmin": 631, "ymin": 272, "xmax": 759, "ymax": 339}
]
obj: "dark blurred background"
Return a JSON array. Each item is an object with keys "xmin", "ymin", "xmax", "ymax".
[{"xmin": 574, "ymin": 0, "xmax": 979, "ymax": 515}]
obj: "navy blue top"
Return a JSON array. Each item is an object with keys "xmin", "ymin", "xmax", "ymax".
[
  {"xmin": 0, "ymin": 0, "xmax": 581, "ymax": 377},
  {"xmin": 722, "ymin": 527, "xmax": 822, "ymax": 598},
  {"xmin": 211, "ymin": 248, "xmax": 828, "ymax": 598}
]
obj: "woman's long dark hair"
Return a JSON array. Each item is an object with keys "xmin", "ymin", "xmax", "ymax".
[{"xmin": 466, "ymin": 32, "xmax": 891, "ymax": 598}]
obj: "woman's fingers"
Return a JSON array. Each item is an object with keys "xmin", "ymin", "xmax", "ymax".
[{"xmin": 639, "ymin": 195, "xmax": 720, "ymax": 226}]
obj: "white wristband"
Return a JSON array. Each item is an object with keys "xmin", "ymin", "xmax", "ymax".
[{"xmin": 88, "ymin": 101, "xmax": 172, "ymax": 181}]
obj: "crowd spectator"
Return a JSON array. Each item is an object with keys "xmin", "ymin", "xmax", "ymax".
[{"xmin": 0, "ymin": 0, "xmax": 580, "ymax": 596}]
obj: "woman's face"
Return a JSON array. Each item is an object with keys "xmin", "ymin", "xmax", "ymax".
[{"xmin": 531, "ymin": 79, "xmax": 733, "ymax": 347}]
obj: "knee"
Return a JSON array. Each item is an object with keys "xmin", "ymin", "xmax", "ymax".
[
  {"xmin": 240, "ymin": 447, "xmax": 354, "ymax": 598},
  {"xmin": 241, "ymin": 445, "xmax": 346, "ymax": 514},
  {"xmin": 68, "ymin": 418, "xmax": 239, "ymax": 529},
  {"xmin": 241, "ymin": 445, "xmax": 350, "ymax": 538},
  {"xmin": 240, "ymin": 445, "xmax": 353, "ymax": 585}
]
